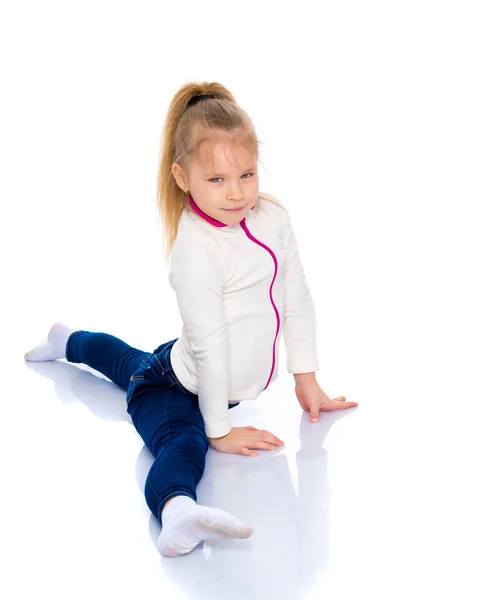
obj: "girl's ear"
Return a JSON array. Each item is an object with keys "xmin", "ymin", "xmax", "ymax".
[{"xmin": 171, "ymin": 162, "xmax": 188, "ymax": 191}]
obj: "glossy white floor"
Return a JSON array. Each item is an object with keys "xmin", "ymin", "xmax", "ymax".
[{"xmin": 9, "ymin": 265, "xmax": 479, "ymax": 600}]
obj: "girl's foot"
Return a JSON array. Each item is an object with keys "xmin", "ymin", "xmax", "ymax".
[
  {"xmin": 157, "ymin": 495, "xmax": 253, "ymax": 557},
  {"xmin": 24, "ymin": 322, "xmax": 75, "ymax": 362}
]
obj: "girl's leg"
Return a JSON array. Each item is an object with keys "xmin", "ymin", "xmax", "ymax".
[
  {"xmin": 128, "ymin": 384, "xmax": 252, "ymax": 557},
  {"xmin": 132, "ymin": 387, "xmax": 209, "ymax": 523},
  {"xmin": 65, "ymin": 329, "xmax": 150, "ymax": 392},
  {"xmin": 25, "ymin": 322, "xmax": 148, "ymax": 392}
]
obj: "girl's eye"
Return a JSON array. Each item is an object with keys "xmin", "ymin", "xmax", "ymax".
[{"xmin": 209, "ymin": 173, "xmax": 255, "ymax": 183}]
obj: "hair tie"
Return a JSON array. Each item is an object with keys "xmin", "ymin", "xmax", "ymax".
[{"xmin": 187, "ymin": 94, "xmax": 220, "ymax": 108}]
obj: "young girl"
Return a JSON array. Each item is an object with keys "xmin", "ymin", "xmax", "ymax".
[{"xmin": 24, "ymin": 81, "xmax": 358, "ymax": 558}]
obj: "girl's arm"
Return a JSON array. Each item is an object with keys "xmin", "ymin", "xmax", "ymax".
[
  {"xmin": 169, "ymin": 233, "xmax": 232, "ymax": 439},
  {"xmin": 281, "ymin": 208, "xmax": 320, "ymax": 378},
  {"xmin": 294, "ymin": 372, "xmax": 317, "ymax": 385}
]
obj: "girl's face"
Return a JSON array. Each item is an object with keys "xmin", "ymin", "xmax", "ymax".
[{"xmin": 172, "ymin": 137, "xmax": 259, "ymax": 224}]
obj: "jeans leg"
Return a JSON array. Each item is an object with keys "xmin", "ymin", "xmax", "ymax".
[
  {"xmin": 145, "ymin": 432, "xmax": 208, "ymax": 527},
  {"xmin": 65, "ymin": 330, "xmax": 150, "ymax": 392},
  {"xmin": 128, "ymin": 384, "xmax": 209, "ymax": 527}
]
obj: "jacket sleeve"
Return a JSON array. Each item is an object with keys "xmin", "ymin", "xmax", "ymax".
[
  {"xmin": 169, "ymin": 235, "xmax": 232, "ymax": 439},
  {"xmin": 281, "ymin": 208, "xmax": 320, "ymax": 374}
]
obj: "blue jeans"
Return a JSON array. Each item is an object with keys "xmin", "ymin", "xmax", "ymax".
[{"xmin": 65, "ymin": 330, "xmax": 239, "ymax": 527}]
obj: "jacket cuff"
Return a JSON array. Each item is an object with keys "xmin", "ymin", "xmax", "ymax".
[{"xmin": 205, "ymin": 423, "xmax": 232, "ymax": 439}]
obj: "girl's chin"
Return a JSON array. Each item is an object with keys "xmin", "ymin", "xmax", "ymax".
[{"xmin": 222, "ymin": 205, "xmax": 248, "ymax": 215}]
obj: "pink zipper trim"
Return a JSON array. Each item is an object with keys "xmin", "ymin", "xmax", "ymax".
[
  {"xmin": 188, "ymin": 194, "xmax": 280, "ymax": 391},
  {"xmin": 240, "ymin": 221, "xmax": 280, "ymax": 391}
]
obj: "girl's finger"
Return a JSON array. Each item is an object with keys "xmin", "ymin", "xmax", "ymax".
[
  {"xmin": 335, "ymin": 401, "xmax": 359, "ymax": 410},
  {"xmin": 256, "ymin": 441, "xmax": 278, "ymax": 451},
  {"xmin": 322, "ymin": 400, "xmax": 358, "ymax": 411}
]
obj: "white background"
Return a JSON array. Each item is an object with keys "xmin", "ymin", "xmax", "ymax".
[{"xmin": 1, "ymin": 1, "xmax": 478, "ymax": 599}]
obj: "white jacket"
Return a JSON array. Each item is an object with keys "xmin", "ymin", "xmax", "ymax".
[{"xmin": 168, "ymin": 193, "xmax": 319, "ymax": 438}]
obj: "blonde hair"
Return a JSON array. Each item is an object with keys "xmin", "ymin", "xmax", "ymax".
[{"xmin": 156, "ymin": 81, "xmax": 284, "ymax": 265}]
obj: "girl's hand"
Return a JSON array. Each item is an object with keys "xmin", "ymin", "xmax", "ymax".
[
  {"xmin": 207, "ymin": 426, "xmax": 285, "ymax": 457},
  {"xmin": 295, "ymin": 381, "xmax": 359, "ymax": 422}
]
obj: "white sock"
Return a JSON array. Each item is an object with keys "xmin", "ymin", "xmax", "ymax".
[
  {"xmin": 157, "ymin": 495, "xmax": 253, "ymax": 558},
  {"xmin": 24, "ymin": 322, "xmax": 75, "ymax": 362}
]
